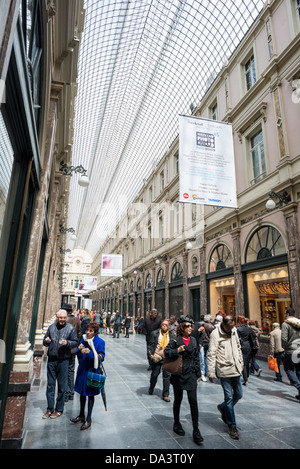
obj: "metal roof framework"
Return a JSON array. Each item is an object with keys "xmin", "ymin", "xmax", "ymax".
[{"xmin": 67, "ymin": 0, "xmax": 265, "ymax": 258}]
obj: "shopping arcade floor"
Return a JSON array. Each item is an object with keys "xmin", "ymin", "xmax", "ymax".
[{"xmin": 21, "ymin": 331, "xmax": 300, "ymax": 450}]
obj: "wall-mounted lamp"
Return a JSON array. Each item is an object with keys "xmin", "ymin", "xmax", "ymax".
[
  {"xmin": 155, "ymin": 255, "xmax": 168, "ymax": 265},
  {"xmin": 59, "ymin": 161, "xmax": 90, "ymax": 187},
  {"xmin": 60, "ymin": 247, "xmax": 71, "ymax": 254},
  {"xmin": 266, "ymin": 191, "xmax": 291, "ymax": 210},
  {"xmin": 186, "ymin": 237, "xmax": 196, "ymax": 250}
]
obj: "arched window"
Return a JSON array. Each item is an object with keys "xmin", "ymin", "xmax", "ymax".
[
  {"xmin": 171, "ymin": 262, "xmax": 183, "ymax": 282},
  {"xmin": 145, "ymin": 274, "xmax": 152, "ymax": 289},
  {"xmin": 130, "ymin": 281, "xmax": 134, "ymax": 292},
  {"xmin": 209, "ymin": 244, "xmax": 233, "ymax": 272},
  {"xmin": 137, "ymin": 278, "xmax": 142, "ymax": 291},
  {"xmin": 245, "ymin": 226, "xmax": 286, "ymax": 263},
  {"xmin": 124, "ymin": 283, "xmax": 128, "ymax": 294},
  {"xmin": 156, "ymin": 268, "xmax": 165, "ymax": 287}
]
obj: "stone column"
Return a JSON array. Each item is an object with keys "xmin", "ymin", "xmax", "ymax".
[
  {"xmin": 164, "ymin": 261, "xmax": 170, "ymax": 318},
  {"xmin": 231, "ymin": 229, "xmax": 245, "ymax": 319},
  {"xmin": 282, "ymin": 203, "xmax": 300, "ymax": 317},
  {"xmin": 151, "ymin": 266, "xmax": 155, "ymax": 310},
  {"xmin": 182, "ymin": 252, "xmax": 189, "ymax": 315},
  {"xmin": 199, "ymin": 245, "xmax": 207, "ymax": 316}
]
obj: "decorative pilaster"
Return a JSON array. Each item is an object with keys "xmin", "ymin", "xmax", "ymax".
[
  {"xmin": 282, "ymin": 203, "xmax": 300, "ymax": 317},
  {"xmin": 231, "ymin": 229, "xmax": 245, "ymax": 319},
  {"xmin": 199, "ymin": 245, "xmax": 207, "ymax": 317}
]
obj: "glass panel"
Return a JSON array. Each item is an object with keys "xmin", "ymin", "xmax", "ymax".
[
  {"xmin": 245, "ymin": 226, "xmax": 286, "ymax": 263},
  {"xmin": 66, "ymin": 0, "xmax": 265, "ymax": 258},
  {"xmin": 0, "ymin": 111, "xmax": 14, "ymax": 241}
]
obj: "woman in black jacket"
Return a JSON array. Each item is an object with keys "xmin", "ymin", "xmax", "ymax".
[{"xmin": 164, "ymin": 317, "xmax": 203, "ymax": 445}]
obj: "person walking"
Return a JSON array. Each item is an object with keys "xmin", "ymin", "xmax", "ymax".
[
  {"xmin": 71, "ymin": 322, "xmax": 106, "ymax": 430},
  {"xmin": 249, "ymin": 320, "xmax": 262, "ymax": 377},
  {"xmin": 62, "ymin": 304, "xmax": 82, "ymax": 402},
  {"xmin": 147, "ymin": 319, "xmax": 176, "ymax": 402},
  {"xmin": 164, "ymin": 317, "xmax": 203, "ymax": 445},
  {"xmin": 143, "ymin": 308, "xmax": 161, "ymax": 370},
  {"xmin": 124, "ymin": 313, "xmax": 131, "ymax": 338},
  {"xmin": 281, "ymin": 308, "xmax": 300, "ymax": 401},
  {"xmin": 207, "ymin": 315, "xmax": 243, "ymax": 440},
  {"xmin": 236, "ymin": 315, "xmax": 257, "ymax": 385},
  {"xmin": 202, "ymin": 314, "xmax": 215, "ymax": 379},
  {"xmin": 191, "ymin": 320, "xmax": 207, "ymax": 382},
  {"xmin": 42, "ymin": 310, "xmax": 79, "ymax": 419},
  {"xmin": 169, "ymin": 315, "xmax": 178, "ymax": 334},
  {"xmin": 112, "ymin": 310, "xmax": 122, "ymax": 338},
  {"xmin": 269, "ymin": 323, "xmax": 284, "ymax": 382},
  {"xmin": 80, "ymin": 309, "xmax": 92, "ymax": 335}
]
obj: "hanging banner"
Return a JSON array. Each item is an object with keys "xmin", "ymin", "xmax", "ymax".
[
  {"xmin": 83, "ymin": 276, "xmax": 98, "ymax": 291},
  {"xmin": 179, "ymin": 115, "xmax": 237, "ymax": 208},
  {"xmin": 101, "ymin": 253, "xmax": 123, "ymax": 277}
]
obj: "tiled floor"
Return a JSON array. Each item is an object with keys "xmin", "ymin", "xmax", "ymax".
[{"xmin": 21, "ymin": 332, "xmax": 300, "ymax": 450}]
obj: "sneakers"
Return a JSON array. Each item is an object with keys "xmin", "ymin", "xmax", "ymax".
[
  {"xmin": 229, "ymin": 425, "xmax": 239, "ymax": 440},
  {"xmin": 257, "ymin": 369, "xmax": 262, "ymax": 376},
  {"xmin": 201, "ymin": 376, "xmax": 208, "ymax": 382},
  {"xmin": 173, "ymin": 422, "xmax": 185, "ymax": 436}
]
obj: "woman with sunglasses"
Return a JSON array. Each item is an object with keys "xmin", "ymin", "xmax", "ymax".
[{"xmin": 164, "ymin": 316, "xmax": 203, "ymax": 445}]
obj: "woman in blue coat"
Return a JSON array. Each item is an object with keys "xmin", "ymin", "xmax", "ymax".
[{"xmin": 71, "ymin": 322, "xmax": 105, "ymax": 430}]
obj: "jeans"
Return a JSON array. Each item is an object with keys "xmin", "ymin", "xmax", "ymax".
[
  {"xmin": 219, "ymin": 376, "xmax": 243, "ymax": 428},
  {"xmin": 283, "ymin": 353, "xmax": 300, "ymax": 391},
  {"xmin": 199, "ymin": 346, "xmax": 205, "ymax": 377},
  {"xmin": 46, "ymin": 359, "xmax": 69, "ymax": 412},
  {"xmin": 113, "ymin": 324, "xmax": 121, "ymax": 337}
]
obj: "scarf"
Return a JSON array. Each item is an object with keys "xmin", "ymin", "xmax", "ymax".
[
  {"xmin": 83, "ymin": 334, "xmax": 98, "ymax": 369},
  {"xmin": 159, "ymin": 330, "xmax": 169, "ymax": 350}
]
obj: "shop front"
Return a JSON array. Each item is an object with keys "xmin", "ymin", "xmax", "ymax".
[{"xmin": 243, "ymin": 225, "xmax": 289, "ymax": 336}]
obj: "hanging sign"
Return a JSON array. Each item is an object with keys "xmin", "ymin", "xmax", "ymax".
[{"xmin": 179, "ymin": 115, "xmax": 237, "ymax": 208}]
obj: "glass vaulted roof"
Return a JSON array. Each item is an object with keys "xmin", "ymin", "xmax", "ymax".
[{"xmin": 67, "ymin": 0, "xmax": 265, "ymax": 259}]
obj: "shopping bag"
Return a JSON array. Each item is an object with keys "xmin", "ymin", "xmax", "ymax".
[{"xmin": 267, "ymin": 356, "xmax": 279, "ymax": 373}]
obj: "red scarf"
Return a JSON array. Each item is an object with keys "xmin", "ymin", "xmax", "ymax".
[{"xmin": 182, "ymin": 336, "xmax": 190, "ymax": 346}]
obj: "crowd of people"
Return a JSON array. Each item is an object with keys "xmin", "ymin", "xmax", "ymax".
[{"xmin": 41, "ymin": 303, "xmax": 300, "ymax": 445}]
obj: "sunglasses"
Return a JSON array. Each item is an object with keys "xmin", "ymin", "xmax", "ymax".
[{"xmin": 183, "ymin": 324, "xmax": 193, "ymax": 328}]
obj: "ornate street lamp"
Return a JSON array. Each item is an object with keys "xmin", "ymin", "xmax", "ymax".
[
  {"xmin": 266, "ymin": 191, "xmax": 291, "ymax": 210},
  {"xmin": 59, "ymin": 161, "xmax": 90, "ymax": 187}
]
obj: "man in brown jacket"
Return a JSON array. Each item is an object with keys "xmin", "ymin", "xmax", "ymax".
[{"xmin": 269, "ymin": 323, "xmax": 284, "ymax": 382}]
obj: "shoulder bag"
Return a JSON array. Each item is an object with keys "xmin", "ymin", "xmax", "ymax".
[{"xmin": 162, "ymin": 354, "xmax": 183, "ymax": 375}]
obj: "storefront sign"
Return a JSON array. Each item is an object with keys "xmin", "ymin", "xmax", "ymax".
[{"xmin": 178, "ymin": 115, "xmax": 237, "ymax": 208}]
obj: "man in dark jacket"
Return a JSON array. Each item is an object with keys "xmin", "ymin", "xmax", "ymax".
[
  {"xmin": 112, "ymin": 310, "xmax": 122, "ymax": 338},
  {"xmin": 148, "ymin": 319, "xmax": 176, "ymax": 401},
  {"xmin": 124, "ymin": 313, "xmax": 131, "ymax": 338},
  {"xmin": 143, "ymin": 308, "xmax": 161, "ymax": 370},
  {"xmin": 42, "ymin": 309, "xmax": 78, "ymax": 419}
]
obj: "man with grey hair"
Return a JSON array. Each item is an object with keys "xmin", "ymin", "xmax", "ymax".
[
  {"xmin": 42, "ymin": 309, "xmax": 78, "ymax": 419},
  {"xmin": 169, "ymin": 315, "xmax": 178, "ymax": 334}
]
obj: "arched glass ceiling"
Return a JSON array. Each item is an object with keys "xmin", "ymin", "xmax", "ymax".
[{"xmin": 67, "ymin": 0, "xmax": 265, "ymax": 258}]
